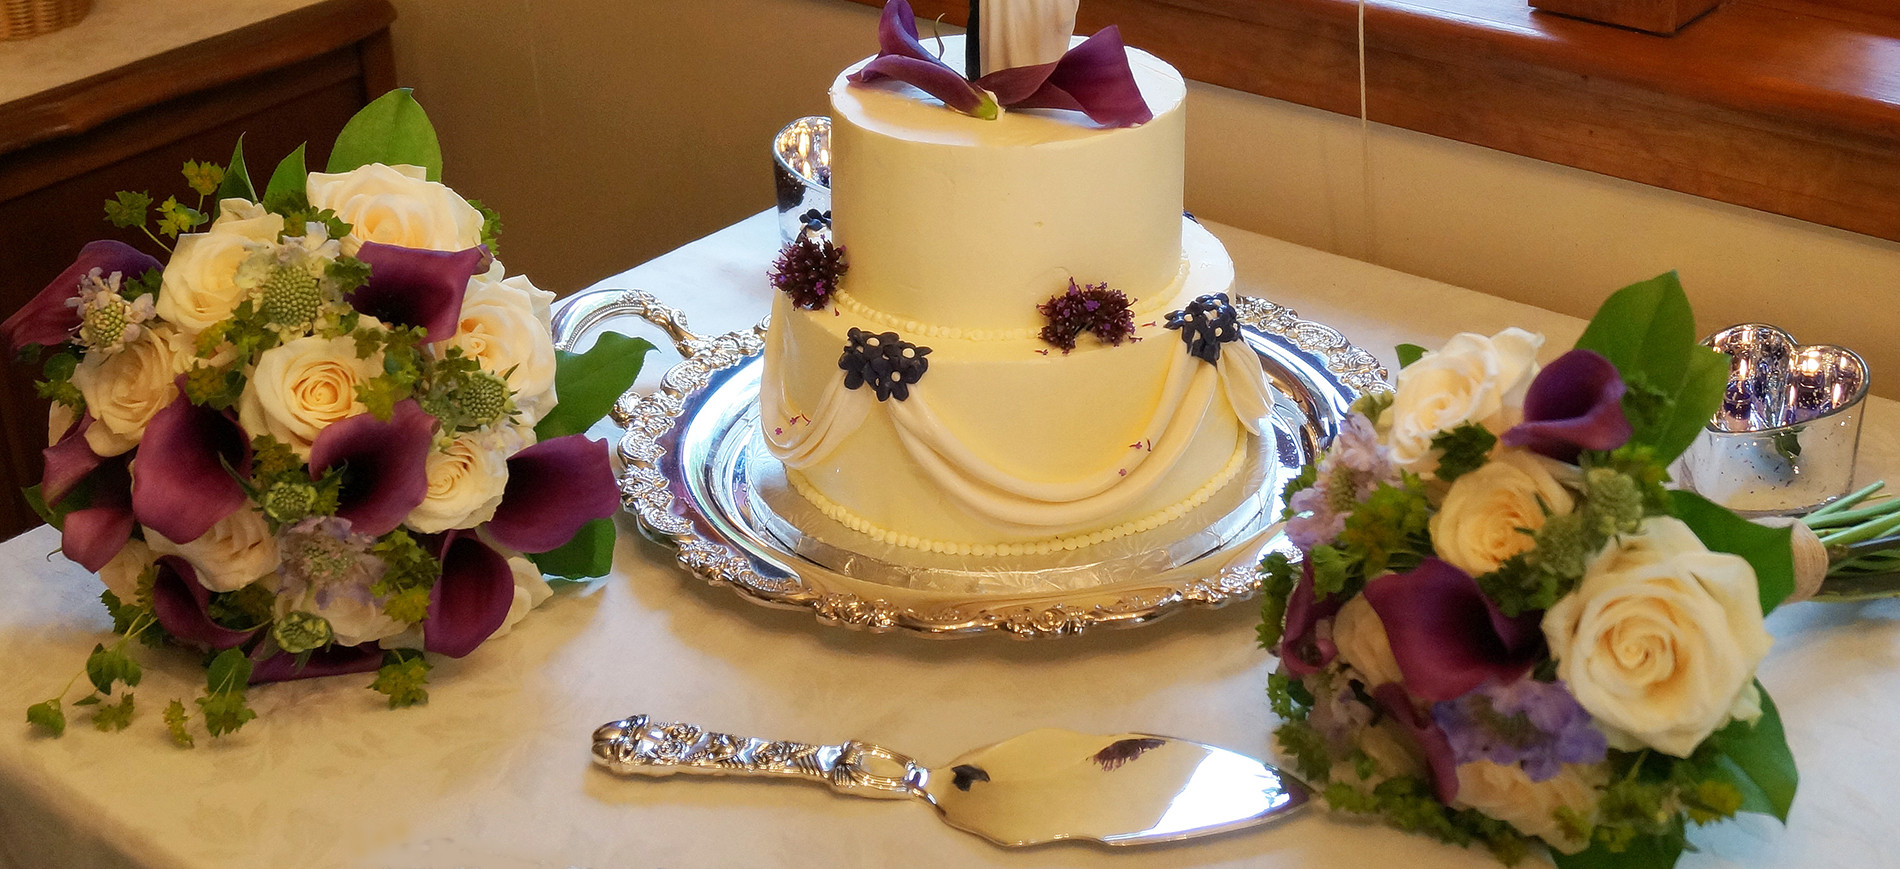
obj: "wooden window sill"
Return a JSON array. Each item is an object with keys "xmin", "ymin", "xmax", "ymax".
[{"xmin": 857, "ymin": 0, "xmax": 1900, "ymax": 244}]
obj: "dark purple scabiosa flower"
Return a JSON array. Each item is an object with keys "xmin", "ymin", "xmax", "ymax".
[
  {"xmin": 1502, "ymin": 349, "xmax": 1633, "ymax": 463},
  {"xmin": 1277, "ymin": 557, "xmax": 1343, "ymax": 676},
  {"xmin": 307, "ymin": 400, "xmax": 437, "ymax": 538},
  {"xmin": 1, "ymin": 241, "xmax": 160, "ymax": 353},
  {"xmin": 838, "ymin": 328, "xmax": 930, "ymax": 402},
  {"xmin": 770, "ymin": 235, "xmax": 848, "ymax": 311},
  {"xmin": 131, "ymin": 387, "xmax": 253, "ymax": 545},
  {"xmin": 1036, "ymin": 280, "xmax": 1135, "ymax": 353},
  {"xmin": 421, "ymin": 531, "xmax": 517, "ymax": 658},
  {"xmin": 1362, "ymin": 559, "xmax": 1545, "ymax": 703},
  {"xmin": 347, "ymin": 243, "xmax": 489, "ymax": 342},
  {"xmin": 151, "ymin": 555, "xmax": 261, "ymax": 650},
  {"xmin": 1432, "ymin": 678, "xmax": 1608, "ymax": 783},
  {"xmin": 1164, "ymin": 293, "xmax": 1243, "ymax": 364}
]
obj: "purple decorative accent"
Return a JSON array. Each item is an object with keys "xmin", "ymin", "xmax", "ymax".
[
  {"xmin": 307, "ymin": 400, "xmax": 437, "ymax": 538},
  {"xmin": 770, "ymin": 235, "xmax": 848, "ymax": 310},
  {"xmin": 423, "ymin": 532, "xmax": 515, "ymax": 658},
  {"xmin": 1362, "ymin": 559, "xmax": 1545, "ymax": 703},
  {"xmin": 1502, "ymin": 349, "xmax": 1632, "ymax": 463},
  {"xmin": 851, "ymin": 1, "xmax": 999, "ymax": 119},
  {"xmin": 1277, "ymin": 557, "xmax": 1342, "ymax": 676},
  {"xmin": 131, "ymin": 387, "xmax": 251, "ymax": 545},
  {"xmin": 1, "ymin": 241, "xmax": 159, "ymax": 352},
  {"xmin": 1373, "ymin": 682, "xmax": 1461, "ymax": 804},
  {"xmin": 41, "ymin": 413, "xmax": 103, "ymax": 506},
  {"xmin": 1284, "ymin": 413, "xmax": 1396, "ymax": 549},
  {"xmin": 484, "ymin": 434, "xmax": 621, "ymax": 553},
  {"xmin": 347, "ymin": 243, "xmax": 487, "ymax": 341},
  {"xmin": 839, "ymin": 328, "xmax": 931, "ymax": 402},
  {"xmin": 1164, "ymin": 293, "xmax": 1243, "ymax": 364},
  {"xmin": 60, "ymin": 456, "xmax": 133, "ymax": 572},
  {"xmin": 249, "ymin": 644, "xmax": 386, "ymax": 685},
  {"xmin": 1037, "ymin": 280, "xmax": 1135, "ymax": 352},
  {"xmin": 150, "ymin": 555, "xmax": 260, "ymax": 650},
  {"xmin": 1432, "ymin": 678, "xmax": 1608, "ymax": 783}
]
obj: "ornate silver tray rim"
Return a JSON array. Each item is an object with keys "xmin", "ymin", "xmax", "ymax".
[{"xmin": 551, "ymin": 290, "xmax": 1387, "ymax": 638}]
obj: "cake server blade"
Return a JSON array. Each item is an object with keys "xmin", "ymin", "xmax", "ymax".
[{"xmin": 592, "ymin": 714, "xmax": 1308, "ymax": 847}]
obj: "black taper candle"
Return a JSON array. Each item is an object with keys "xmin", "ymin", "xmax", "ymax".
[{"xmin": 965, "ymin": 0, "xmax": 981, "ymax": 80}]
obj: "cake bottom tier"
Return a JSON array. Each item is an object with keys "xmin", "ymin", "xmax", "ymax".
[{"xmin": 760, "ymin": 221, "xmax": 1271, "ymax": 555}]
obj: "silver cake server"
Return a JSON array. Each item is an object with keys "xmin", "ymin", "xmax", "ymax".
[{"xmin": 592, "ymin": 714, "xmax": 1309, "ymax": 847}]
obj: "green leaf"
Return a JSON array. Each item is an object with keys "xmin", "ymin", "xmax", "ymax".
[
  {"xmin": 263, "ymin": 143, "xmax": 308, "ymax": 211},
  {"xmin": 1705, "ymin": 684, "xmax": 1798, "ymax": 821},
  {"xmin": 1669, "ymin": 489, "xmax": 1795, "ymax": 614},
  {"xmin": 1552, "ymin": 832, "xmax": 1683, "ymax": 869},
  {"xmin": 163, "ymin": 699, "xmax": 194, "ymax": 748},
  {"xmin": 23, "ymin": 485, "xmax": 61, "ymax": 530},
  {"xmin": 529, "ymin": 516, "xmax": 617, "ymax": 579},
  {"xmin": 84, "ymin": 643, "xmax": 141, "ymax": 695},
  {"xmin": 370, "ymin": 649, "xmax": 431, "ymax": 709},
  {"xmin": 1394, "ymin": 343, "xmax": 1428, "ymax": 368},
  {"xmin": 195, "ymin": 690, "xmax": 256, "ymax": 737},
  {"xmin": 1646, "ymin": 344, "xmax": 1728, "ymax": 466},
  {"xmin": 90, "ymin": 693, "xmax": 135, "ymax": 732},
  {"xmin": 327, "ymin": 89, "xmax": 444, "ymax": 181},
  {"xmin": 1430, "ymin": 423, "xmax": 1498, "ymax": 483},
  {"xmin": 216, "ymin": 136, "xmax": 257, "ymax": 204},
  {"xmin": 26, "ymin": 699, "xmax": 65, "ymax": 737},
  {"xmin": 103, "ymin": 190, "xmax": 153, "ymax": 230},
  {"xmin": 533, "ymin": 333, "xmax": 656, "ymax": 440},
  {"xmin": 204, "ymin": 647, "xmax": 253, "ymax": 695},
  {"xmin": 1575, "ymin": 271, "xmax": 1695, "ymax": 396}
]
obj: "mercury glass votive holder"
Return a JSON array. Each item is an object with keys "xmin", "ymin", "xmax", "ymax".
[{"xmin": 772, "ymin": 116, "xmax": 832, "ymax": 244}]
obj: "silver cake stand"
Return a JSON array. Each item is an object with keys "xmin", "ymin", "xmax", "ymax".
[{"xmin": 552, "ymin": 290, "xmax": 1386, "ymax": 638}]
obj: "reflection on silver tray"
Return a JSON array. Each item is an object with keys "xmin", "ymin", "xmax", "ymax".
[{"xmin": 551, "ymin": 290, "xmax": 1386, "ymax": 638}]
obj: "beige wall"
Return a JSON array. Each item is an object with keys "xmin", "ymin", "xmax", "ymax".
[{"xmin": 389, "ymin": 0, "xmax": 1900, "ymax": 394}]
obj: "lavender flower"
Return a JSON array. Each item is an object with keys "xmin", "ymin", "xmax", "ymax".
[
  {"xmin": 1431, "ymin": 678, "xmax": 1607, "ymax": 782},
  {"xmin": 1284, "ymin": 413, "xmax": 1397, "ymax": 549}
]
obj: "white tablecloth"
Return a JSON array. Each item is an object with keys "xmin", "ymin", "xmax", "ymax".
[{"xmin": 2, "ymin": 213, "xmax": 1897, "ymax": 868}]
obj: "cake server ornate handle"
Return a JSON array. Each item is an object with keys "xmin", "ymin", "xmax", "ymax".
[{"xmin": 592, "ymin": 714, "xmax": 924, "ymax": 801}]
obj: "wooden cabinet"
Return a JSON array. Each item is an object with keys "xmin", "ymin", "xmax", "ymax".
[{"xmin": 0, "ymin": 0, "xmax": 396, "ymax": 539}]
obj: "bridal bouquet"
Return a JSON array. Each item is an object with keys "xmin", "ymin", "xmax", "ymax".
[
  {"xmin": 6, "ymin": 91, "xmax": 648, "ymax": 744},
  {"xmin": 1260, "ymin": 273, "xmax": 1797, "ymax": 866}
]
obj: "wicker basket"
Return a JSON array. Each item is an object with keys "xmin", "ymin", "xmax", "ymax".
[{"xmin": 1, "ymin": 0, "xmax": 91, "ymax": 40}]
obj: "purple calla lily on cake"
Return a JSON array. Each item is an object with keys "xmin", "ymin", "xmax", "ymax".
[{"xmin": 12, "ymin": 90, "xmax": 647, "ymax": 744}]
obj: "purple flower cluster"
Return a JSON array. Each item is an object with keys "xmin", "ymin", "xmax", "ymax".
[
  {"xmin": 1037, "ymin": 280, "xmax": 1135, "ymax": 352},
  {"xmin": 769, "ymin": 235, "xmax": 848, "ymax": 311},
  {"xmin": 1285, "ymin": 413, "xmax": 1396, "ymax": 549},
  {"xmin": 1431, "ymin": 678, "xmax": 1607, "ymax": 782}
]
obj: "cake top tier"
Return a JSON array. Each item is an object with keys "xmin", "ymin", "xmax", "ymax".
[{"xmin": 827, "ymin": 34, "xmax": 1188, "ymax": 336}]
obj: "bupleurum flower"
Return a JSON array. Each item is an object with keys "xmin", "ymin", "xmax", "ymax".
[
  {"xmin": 67, "ymin": 268, "xmax": 156, "ymax": 355},
  {"xmin": 1431, "ymin": 678, "xmax": 1608, "ymax": 783},
  {"xmin": 1036, "ymin": 280, "xmax": 1136, "ymax": 353},
  {"xmin": 769, "ymin": 235, "xmax": 848, "ymax": 311},
  {"xmin": 1164, "ymin": 292, "xmax": 1243, "ymax": 364},
  {"xmin": 838, "ymin": 328, "xmax": 930, "ymax": 402}
]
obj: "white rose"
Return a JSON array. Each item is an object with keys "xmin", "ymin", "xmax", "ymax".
[
  {"xmin": 448, "ymin": 263, "xmax": 559, "ymax": 423},
  {"xmin": 98, "ymin": 538, "xmax": 154, "ymax": 603},
  {"xmin": 1430, "ymin": 449, "xmax": 1578, "ymax": 576},
  {"xmin": 156, "ymin": 199, "xmax": 284, "ymax": 334},
  {"xmin": 1452, "ymin": 760, "xmax": 1605, "ymax": 854},
  {"xmin": 238, "ymin": 335, "xmax": 381, "ymax": 457},
  {"xmin": 144, "ymin": 506, "xmax": 281, "ymax": 592},
  {"xmin": 69, "ymin": 325, "xmax": 192, "ymax": 456},
  {"xmin": 487, "ymin": 556, "xmax": 555, "ymax": 641},
  {"xmin": 1542, "ymin": 517, "xmax": 1773, "ymax": 756},
  {"xmin": 1383, "ymin": 328, "xmax": 1543, "ymax": 473},
  {"xmin": 305, "ymin": 163, "xmax": 483, "ymax": 255},
  {"xmin": 1332, "ymin": 595, "xmax": 1404, "ymax": 688},
  {"xmin": 405, "ymin": 434, "xmax": 510, "ymax": 533}
]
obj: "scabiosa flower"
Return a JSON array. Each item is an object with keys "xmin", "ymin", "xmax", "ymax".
[
  {"xmin": 838, "ymin": 328, "xmax": 930, "ymax": 401},
  {"xmin": 1165, "ymin": 292, "xmax": 1242, "ymax": 364},
  {"xmin": 66, "ymin": 268, "xmax": 156, "ymax": 355},
  {"xmin": 770, "ymin": 235, "xmax": 848, "ymax": 310},
  {"xmin": 274, "ymin": 516, "xmax": 406, "ymax": 647},
  {"xmin": 1432, "ymin": 678, "xmax": 1607, "ymax": 783},
  {"xmin": 1285, "ymin": 413, "xmax": 1397, "ymax": 549},
  {"xmin": 1036, "ymin": 280, "xmax": 1135, "ymax": 352}
]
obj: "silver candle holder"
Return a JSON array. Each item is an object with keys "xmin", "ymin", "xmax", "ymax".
[
  {"xmin": 1675, "ymin": 324, "xmax": 1869, "ymax": 516},
  {"xmin": 772, "ymin": 116, "xmax": 832, "ymax": 244}
]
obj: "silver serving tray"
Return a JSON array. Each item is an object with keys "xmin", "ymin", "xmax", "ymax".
[{"xmin": 552, "ymin": 290, "xmax": 1385, "ymax": 638}]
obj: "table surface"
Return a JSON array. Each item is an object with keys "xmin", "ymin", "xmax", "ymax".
[{"xmin": 2, "ymin": 212, "xmax": 1896, "ymax": 869}]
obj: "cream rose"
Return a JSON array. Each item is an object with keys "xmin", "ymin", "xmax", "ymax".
[
  {"xmin": 1452, "ymin": 760, "xmax": 1605, "ymax": 854},
  {"xmin": 405, "ymin": 434, "xmax": 510, "ymax": 533},
  {"xmin": 1542, "ymin": 517, "xmax": 1773, "ymax": 756},
  {"xmin": 98, "ymin": 538, "xmax": 155, "ymax": 603},
  {"xmin": 1430, "ymin": 449, "xmax": 1578, "ymax": 576},
  {"xmin": 305, "ymin": 163, "xmax": 483, "ymax": 255},
  {"xmin": 447, "ymin": 263, "xmax": 559, "ymax": 423},
  {"xmin": 487, "ymin": 556, "xmax": 555, "ymax": 641},
  {"xmin": 144, "ymin": 506, "xmax": 281, "ymax": 592},
  {"xmin": 69, "ymin": 325, "xmax": 192, "ymax": 456},
  {"xmin": 156, "ymin": 199, "xmax": 284, "ymax": 334},
  {"xmin": 1333, "ymin": 595, "xmax": 1404, "ymax": 688},
  {"xmin": 238, "ymin": 335, "xmax": 381, "ymax": 457},
  {"xmin": 1383, "ymin": 328, "xmax": 1543, "ymax": 473}
]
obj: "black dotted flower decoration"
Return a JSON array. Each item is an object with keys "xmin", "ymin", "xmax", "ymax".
[
  {"xmin": 1037, "ymin": 280, "xmax": 1136, "ymax": 353},
  {"xmin": 838, "ymin": 328, "xmax": 931, "ymax": 401},
  {"xmin": 1165, "ymin": 293, "xmax": 1242, "ymax": 364},
  {"xmin": 799, "ymin": 208, "xmax": 832, "ymax": 235},
  {"xmin": 770, "ymin": 235, "xmax": 848, "ymax": 311}
]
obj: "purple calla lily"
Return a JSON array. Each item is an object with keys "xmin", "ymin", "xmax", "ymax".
[
  {"xmin": 151, "ymin": 555, "xmax": 260, "ymax": 650},
  {"xmin": 1277, "ymin": 557, "xmax": 1343, "ymax": 676},
  {"xmin": 1373, "ymin": 683, "xmax": 1461, "ymax": 804},
  {"xmin": 483, "ymin": 434, "xmax": 620, "ymax": 554},
  {"xmin": 852, "ymin": 1, "xmax": 999, "ymax": 118},
  {"xmin": 347, "ymin": 243, "xmax": 488, "ymax": 342},
  {"xmin": 1362, "ymin": 559, "xmax": 1545, "ymax": 703},
  {"xmin": 59, "ymin": 456, "xmax": 133, "ymax": 571},
  {"xmin": 1, "ymin": 241, "xmax": 160, "ymax": 352},
  {"xmin": 131, "ymin": 388, "xmax": 251, "ymax": 545},
  {"xmin": 422, "ymin": 532, "xmax": 515, "ymax": 658},
  {"xmin": 249, "ymin": 644, "xmax": 385, "ymax": 685},
  {"xmin": 1502, "ymin": 349, "xmax": 1632, "ymax": 463},
  {"xmin": 41, "ymin": 413, "xmax": 103, "ymax": 506},
  {"xmin": 307, "ymin": 400, "xmax": 436, "ymax": 538}
]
